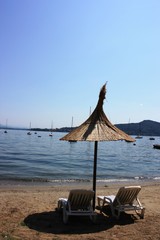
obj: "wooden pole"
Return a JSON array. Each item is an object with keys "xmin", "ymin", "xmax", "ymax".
[{"xmin": 93, "ymin": 141, "xmax": 98, "ymax": 210}]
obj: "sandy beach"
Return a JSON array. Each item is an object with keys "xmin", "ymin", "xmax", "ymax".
[{"xmin": 0, "ymin": 181, "xmax": 160, "ymax": 240}]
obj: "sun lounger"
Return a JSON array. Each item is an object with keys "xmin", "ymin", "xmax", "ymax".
[
  {"xmin": 58, "ymin": 189, "xmax": 97, "ymax": 223},
  {"xmin": 97, "ymin": 186, "xmax": 145, "ymax": 219}
]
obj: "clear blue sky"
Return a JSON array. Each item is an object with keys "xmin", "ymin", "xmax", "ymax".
[{"xmin": 0, "ymin": 0, "xmax": 160, "ymax": 128}]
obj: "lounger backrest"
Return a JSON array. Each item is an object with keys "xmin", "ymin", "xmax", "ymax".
[
  {"xmin": 113, "ymin": 186, "xmax": 141, "ymax": 206},
  {"xmin": 68, "ymin": 189, "xmax": 94, "ymax": 210}
]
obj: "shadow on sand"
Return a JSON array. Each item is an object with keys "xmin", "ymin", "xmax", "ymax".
[{"xmin": 24, "ymin": 206, "xmax": 138, "ymax": 235}]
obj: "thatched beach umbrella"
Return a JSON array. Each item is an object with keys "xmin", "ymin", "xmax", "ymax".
[{"xmin": 60, "ymin": 84, "xmax": 135, "ymax": 208}]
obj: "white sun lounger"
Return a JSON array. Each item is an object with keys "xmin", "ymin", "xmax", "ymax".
[
  {"xmin": 58, "ymin": 189, "xmax": 97, "ymax": 224},
  {"xmin": 97, "ymin": 186, "xmax": 145, "ymax": 219}
]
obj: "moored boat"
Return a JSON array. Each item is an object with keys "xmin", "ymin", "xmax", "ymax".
[
  {"xmin": 27, "ymin": 122, "xmax": 32, "ymax": 135},
  {"xmin": 153, "ymin": 144, "xmax": 160, "ymax": 149},
  {"xmin": 135, "ymin": 135, "xmax": 143, "ymax": 139},
  {"xmin": 49, "ymin": 121, "xmax": 53, "ymax": 137}
]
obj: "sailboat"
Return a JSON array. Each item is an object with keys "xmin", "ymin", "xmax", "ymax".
[
  {"xmin": 135, "ymin": 123, "xmax": 143, "ymax": 139},
  {"xmin": 27, "ymin": 122, "xmax": 32, "ymax": 135},
  {"xmin": 49, "ymin": 121, "xmax": 53, "ymax": 137},
  {"xmin": 4, "ymin": 119, "xmax": 8, "ymax": 133}
]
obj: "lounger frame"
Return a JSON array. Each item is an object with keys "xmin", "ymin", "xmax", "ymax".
[
  {"xmin": 58, "ymin": 189, "xmax": 97, "ymax": 223},
  {"xmin": 97, "ymin": 186, "xmax": 145, "ymax": 219}
]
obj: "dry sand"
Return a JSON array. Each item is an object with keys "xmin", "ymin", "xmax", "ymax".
[{"xmin": 0, "ymin": 181, "xmax": 160, "ymax": 240}]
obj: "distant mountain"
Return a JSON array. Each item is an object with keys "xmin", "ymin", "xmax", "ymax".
[
  {"xmin": 1, "ymin": 120, "xmax": 160, "ymax": 136},
  {"xmin": 0, "ymin": 126, "xmax": 27, "ymax": 131},
  {"xmin": 116, "ymin": 120, "xmax": 160, "ymax": 136}
]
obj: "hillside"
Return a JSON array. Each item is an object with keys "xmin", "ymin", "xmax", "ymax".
[
  {"xmin": 52, "ymin": 120, "xmax": 160, "ymax": 136},
  {"xmin": 116, "ymin": 120, "xmax": 160, "ymax": 136}
]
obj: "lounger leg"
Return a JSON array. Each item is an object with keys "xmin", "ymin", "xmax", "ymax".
[
  {"xmin": 58, "ymin": 200, "xmax": 62, "ymax": 210},
  {"xmin": 140, "ymin": 208, "xmax": 145, "ymax": 219},
  {"xmin": 97, "ymin": 197, "xmax": 102, "ymax": 207},
  {"xmin": 90, "ymin": 214, "xmax": 97, "ymax": 223},
  {"xmin": 135, "ymin": 208, "xmax": 145, "ymax": 219},
  {"xmin": 97, "ymin": 198, "xmax": 104, "ymax": 213},
  {"xmin": 63, "ymin": 207, "xmax": 69, "ymax": 224},
  {"xmin": 110, "ymin": 206, "xmax": 120, "ymax": 219}
]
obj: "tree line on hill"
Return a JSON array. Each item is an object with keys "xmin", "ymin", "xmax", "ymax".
[
  {"xmin": 1, "ymin": 120, "xmax": 160, "ymax": 136},
  {"xmin": 31, "ymin": 120, "xmax": 160, "ymax": 136}
]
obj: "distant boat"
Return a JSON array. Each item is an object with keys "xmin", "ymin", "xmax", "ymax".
[
  {"xmin": 49, "ymin": 121, "xmax": 53, "ymax": 137},
  {"xmin": 135, "ymin": 123, "xmax": 143, "ymax": 139},
  {"xmin": 4, "ymin": 119, "xmax": 8, "ymax": 133},
  {"xmin": 153, "ymin": 144, "xmax": 160, "ymax": 149},
  {"xmin": 135, "ymin": 135, "xmax": 143, "ymax": 139},
  {"xmin": 149, "ymin": 137, "xmax": 155, "ymax": 140},
  {"xmin": 27, "ymin": 122, "xmax": 32, "ymax": 135}
]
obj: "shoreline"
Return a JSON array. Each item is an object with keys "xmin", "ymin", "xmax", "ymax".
[{"xmin": 0, "ymin": 178, "xmax": 160, "ymax": 189}]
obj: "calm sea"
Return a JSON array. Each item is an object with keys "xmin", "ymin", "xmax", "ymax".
[{"xmin": 0, "ymin": 129, "xmax": 160, "ymax": 185}]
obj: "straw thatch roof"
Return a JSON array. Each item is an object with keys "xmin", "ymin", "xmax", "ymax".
[{"xmin": 60, "ymin": 84, "xmax": 135, "ymax": 142}]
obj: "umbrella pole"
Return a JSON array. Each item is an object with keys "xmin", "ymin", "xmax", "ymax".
[{"xmin": 93, "ymin": 141, "xmax": 98, "ymax": 210}]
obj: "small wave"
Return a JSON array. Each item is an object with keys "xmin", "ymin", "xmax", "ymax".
[
  {"xmin": 96, "ymin": 179, "xmax": 132, "ymax": 183},
  {"xmin": 154, "ymin": 177, "xmax": 160, "ymax": 180},
  {"xmin": 48, "ymin": 179, "xmax": 91, "ymax": 183},
  {"xmin": 0, "ymin": 177, "xmax": 50, "ymax": 183}
]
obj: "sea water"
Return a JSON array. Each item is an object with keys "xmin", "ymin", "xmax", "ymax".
[{"xmin": 0, "ymin": 129, "xmax": 160, "ymax": 185}]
